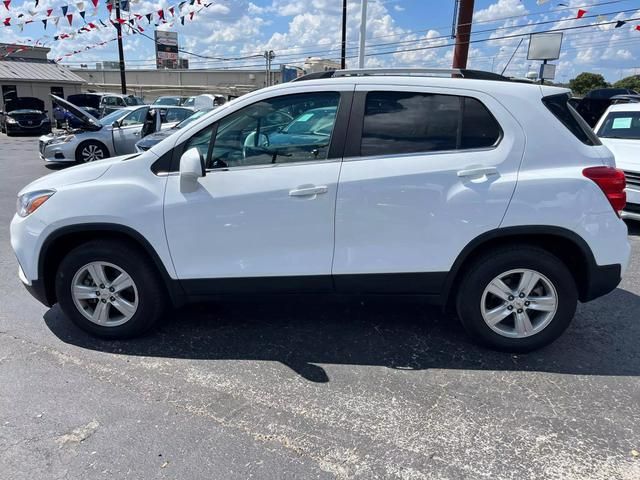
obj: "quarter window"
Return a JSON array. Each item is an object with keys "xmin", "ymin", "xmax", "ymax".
[{"xmin": 361, "ymin": 91, "xmax": 501, "ymax": 156}]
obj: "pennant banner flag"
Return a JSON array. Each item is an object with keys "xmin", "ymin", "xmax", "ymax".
[
  {"xmin": 615, "ymin": 20, "xmax": 626, "ymax": 28},
  {"xmin": 3, "ymin": 0, "xmax": 10, "ymax": 11},
  {"xmin": 66, "ymin": 13, "xmax": 73, "ymax": 25},
  {"xmin": 576, "ymin": 9, "xmax": 587, "ymax": 19}
]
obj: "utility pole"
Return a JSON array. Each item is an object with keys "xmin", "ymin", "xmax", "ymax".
[
  {"xmin": 358, "ymin": 0, "xmax": 368, "ymax": 68},
  {"xmin": 341, "ymin": 0, "xmax": 347, "ymax": 69},
  {"xmin": 264, "ymin": 50, "xmax": 275, "ymax": 87},
  {"xmin": 114, "ymin": 0, "xmax": 127, "ymax": 94},
  {"xmin": 452, "ymin": 0, "xmax": 475, "ymax": 69}
]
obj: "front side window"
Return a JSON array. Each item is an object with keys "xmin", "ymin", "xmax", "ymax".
[
  {"xmin": 120, "ymin": 108, "xmax": 147, "ymax": 127},
  {"xmin": 597, "ymin": 111, "xmax": 640, "ymax": 139},
  {"xmin": 361, "ymin": 91, "xmax": 501, "ymax": 156},
  {"xmin": 166, "ymin": 108, "xmax": 192, "ymax": 123},
  {"xmin": 205, "ymin": 92, "xmax": 340, "ymax": 169}
]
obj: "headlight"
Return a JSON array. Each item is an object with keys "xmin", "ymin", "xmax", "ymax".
[
  {"xmin": 6, "ymin": 117, "xmax": 17, "ymax": 124},
  {"xmin": 50, "ymin": 135, "xmax": 75, "ymax": 145},
  {"xmin": 16, "ymin": 189, "xmax": 55, "ymax": 217}
]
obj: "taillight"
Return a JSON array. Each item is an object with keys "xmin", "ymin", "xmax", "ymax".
[{"xmin": 582, "ymin": 166, "xmax": 626, "ymax": 215}]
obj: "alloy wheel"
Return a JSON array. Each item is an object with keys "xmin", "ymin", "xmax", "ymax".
[
  {"xmin": 480, "ymin": 268, "xmax": 558, "ymax": 338},
  {"xmin": 81, "ymin": 144, "xmax": 105, "ymax": 162},
  {"xmin": 71, "ymin": 261, "xmax": 139, "ymax": 327}
]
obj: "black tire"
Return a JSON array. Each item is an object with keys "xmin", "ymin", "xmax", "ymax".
[
  {"xmin": 75, "ymin": 140, "xmax": 108, "ymax": 163},
  {"xmin": 55, "ymin": 240, "xmax": 167, "ymax": 338},
  {"xmin": 456, "ymin": 246, "xmax": 578, "ymax": 352}
]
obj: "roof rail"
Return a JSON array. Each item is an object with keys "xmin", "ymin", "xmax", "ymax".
[{"xmin": 291, "ymin": 68, "xmax": 511, "ymax": 83}]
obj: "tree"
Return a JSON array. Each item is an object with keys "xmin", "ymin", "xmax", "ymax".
[
  {"xmin": 569, "ymin": 72, "xmax": 609, "ymax": 96},
  {"xmin": 613, "ymin": 75, "xmax": 640, "ymax": 92}
]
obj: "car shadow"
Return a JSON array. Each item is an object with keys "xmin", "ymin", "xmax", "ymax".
[
  {"xmin": 44, "ymin": 163, "xmax": 73, "ymax": 171},
  {"xmin": 44, "ymin": 287, "xmax": 640, "ymax": 383}
]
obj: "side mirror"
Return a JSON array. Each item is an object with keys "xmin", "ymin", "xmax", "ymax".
[
  {"xmin": 179, "ymin": 147, "xmax": 205, "ymax": 192},
  {"xmin": 112, "ymin": 121, "xmax": 120, "ymax": 128}
]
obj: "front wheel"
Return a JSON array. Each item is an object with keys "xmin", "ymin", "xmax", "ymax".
[
  {"xmin": 55, "ymin": 240, "xmax": 167, "ymax": 338},
  {"xmin": 75, "ymin": 141, "xmax": 108, "ymax": 163},
  {"xmin": 456, "ymin": 246, "xmax": 578, "ymax": 352}
]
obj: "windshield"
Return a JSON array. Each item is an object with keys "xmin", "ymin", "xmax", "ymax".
[
  {"xmin": 597, "ymin": 111, "xmax": 640, "ymax": 139},
  {"xmin": 154, "ymin": 97, "xmax": 181, "ymax": 105},
  {"xmin": 68, "ymin": 94, "xmax": 101, "ymax": 109},
  {"xmin": 100, "ymin": 109, "xmax": 130, "ymax": 126},
  {"xmin": 282, "ymin": 107, "xmax": 337, "ymax": 135},
  {"xmin": 175, "ymin": 109, "xmax": 212, "ymax": 129}
]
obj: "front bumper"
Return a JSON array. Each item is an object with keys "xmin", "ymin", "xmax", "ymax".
[
  {"xmin": 18, "ymin": 265, "xmax": 51, "ymax": 307},
  {"xmin": 7, "ymin": 122, "xmax": 51, "ymax": 134},
  {"xmin": 39, "ymin": 136, "xmax": 76, "ymax": 163},
  {"xmin": 621, "ymin": 186, "xmax": 640, "ymax": 221}
]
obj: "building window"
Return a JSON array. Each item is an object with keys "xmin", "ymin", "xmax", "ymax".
[
  {"xmin": 2, "ymin": 85, "xmax": 17, "ymax": 107},
  {"xmin": 50, "ymin": 86, "xmax": 64, "ymax": 98}
]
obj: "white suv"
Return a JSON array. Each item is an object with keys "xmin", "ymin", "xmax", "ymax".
[{"xmin": 10, "ymin": 69, "xmax": 630, "ymax": 352}]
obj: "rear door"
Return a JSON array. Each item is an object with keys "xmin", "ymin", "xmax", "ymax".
[{"xmin": 332, "ymin": 84, "xmax": 525, "ymax": 294}]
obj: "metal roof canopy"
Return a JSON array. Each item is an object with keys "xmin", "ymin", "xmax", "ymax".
[{"xmin": 0, "ymin": 58, "xmax": 86, "ymax": 84}]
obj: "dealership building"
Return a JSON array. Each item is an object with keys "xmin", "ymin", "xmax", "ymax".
[{"xmin": 0, "ymin": 43, "xmax": 86, "ymax": 118}]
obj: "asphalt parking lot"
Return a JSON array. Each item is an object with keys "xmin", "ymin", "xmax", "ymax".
[{"xmin": 0, "ymin": 134, "xmax": 639, "ymax": 479}]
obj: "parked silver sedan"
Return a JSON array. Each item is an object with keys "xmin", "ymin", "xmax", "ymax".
[{"xmin": 39, "ymin": 95, "xmax": 195, "ymax": 163}]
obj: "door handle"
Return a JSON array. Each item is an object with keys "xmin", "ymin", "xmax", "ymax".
[
  {"xmin": 289, "ymin": 185, "xmax": 328, "ymax": 197},
  {"xmin": 457, "ymin": 166, "xmax": 498, "ymax": 178}
]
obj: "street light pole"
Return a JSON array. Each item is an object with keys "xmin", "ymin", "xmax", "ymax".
[
  {"xmin": 341, "ymin": 0, "xmax": 347, "ymax": 69},
  {"xmin": 115, "ymin": 0, "xmax": 127, "ymax": 94},
  {"xmin": 358, "ymin": 0, "xmax": 368, "ymax": 68}
]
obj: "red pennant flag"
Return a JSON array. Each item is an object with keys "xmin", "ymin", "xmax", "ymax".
[
  {"xmin": 636, "ymin": 25, "xmax": 640, "ymax": 31},
  {"xmin": 66, "ymin": 13, "xmax": 73, "ymax": 25},
  {"xmin": 169, "ymin": 6, "xmax": 174, "ymax": 16},
  {"xmin": 3, "ymin": 0, "xmax": 10, "ymax": 10},
  {"xmin": 106, "ymin": 3, "xmax": 112, "ymax": 14},
  {"xmin": 116, "ymin": 17, "xmax": 126, "ymax": 24},
  {"xmin": 134, "ymin": 13, "xmax": 141, "ymax": 19},
  {"xmin": 189, "ymin": 11, "xmax": 194, "ymax": 20},
  {"xmin": 91, "ymin": 0, "xmax": 98, "ymax": 6},
  {"xmin": 138, "ymin": 25, "xmax": 144, "ymax": 32},
  {"xmin": 88, "ymin": 22, "xmax": 96, "ymax": 28},
  {"xmin": 577, "ymin": 9, "xmax": 587, "ymax": 19},
  {"xmin": 157, "ymin": 9, "xmax": 164, "ymax": 19},
  {"xmin": 2, "ymin": 17, "xmax": 9, "ymax": 25},
  {"xmin": 46, "ymin": 8, "xmax": 52, "ymax": 16}
]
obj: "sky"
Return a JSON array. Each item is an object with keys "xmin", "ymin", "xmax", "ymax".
[{"xmin": 2, "ymin": 0, "xmax": 640, "ymax": 82}]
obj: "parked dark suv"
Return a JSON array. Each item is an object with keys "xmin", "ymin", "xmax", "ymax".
[
  {"xmin": 0, "ymin": 97, "xmax": 51, "ymax": 136},
  {"xmin": 575, "ymin": 88, "xmax": 639, "ymax": 127}
]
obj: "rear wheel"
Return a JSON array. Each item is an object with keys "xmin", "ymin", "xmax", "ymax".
[
  {"xmin": 75, "ymin": 141, "xmax": 108, "ymax": 163},
  {"xmin": 55, "ymin": 240, "xmax": 167, "ymax": 338},
  {"xmin": 456, "ymin": 246, "xmax": 578, "ymax": 352}
]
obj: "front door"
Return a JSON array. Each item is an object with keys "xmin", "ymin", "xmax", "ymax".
[
  {"xmin": 112, "ymin": 107, "xmax": 148, "ymax": 154},
  {"xmin": 332, "ymin": 85, "xmax": 525, "ymax": 293},
  {"xmin": 163, "ymin": 89, "xmax": 352, "ymax": 294}
]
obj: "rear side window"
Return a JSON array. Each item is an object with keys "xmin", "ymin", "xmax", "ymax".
[
  {"xmin": 542, "ymin": 94, "xmax": 601, "ymax": 146},
  {"xmin": 361, "ymin": 91, "xmax": 501, "ymax": 156}
]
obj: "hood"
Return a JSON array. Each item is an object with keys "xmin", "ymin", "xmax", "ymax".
[
  {"xmin": 5, "ymin": 97, "xmax": 44, "ymax": 112},
  {"xmin": 599, "ymin": 138, "xmax": 640, "ymax": 170},
  {"xmin": 18, "ymin": 154, "xmax": 134, "ymax": 195},
  {"xmin": 51, "ymin": 94, "xmax": 101, "ymax": 131}
]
